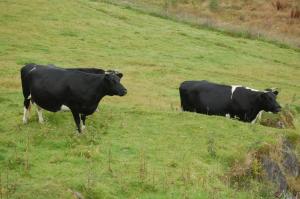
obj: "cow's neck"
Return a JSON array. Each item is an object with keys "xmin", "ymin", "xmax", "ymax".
[
  {"xmin": 241, "ymin": 93, "xmax": 263, "ymax": 122},
  {"xmin": 247, "ymin": 93, "xmax": 265, "ymax": 121},
  {"xmin": 95, "ymin": 77, "xmax": 111, "ymax": 102},
  {"xmin": 246, "ymin": 107, "xmax": 262, "ymax": 122},
  {"xmin": 85, "ymin": 76, "xmax": 106, "ymax": 104}
]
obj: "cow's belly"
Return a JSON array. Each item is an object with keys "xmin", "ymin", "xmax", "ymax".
[
  {"xmin": 196, "ymin": 93, "xmax": 230, "ymax": 115},
  {"xmin": 78, "ymin": 104, "xmax": 98, "ymax": 115},
  {"xmin": 31, "ymin": 92, "xmax": 63, "ymax": 112},
  {"xmin": 34, "ymin": 99, "xmax": 62, "ymax": 112}
]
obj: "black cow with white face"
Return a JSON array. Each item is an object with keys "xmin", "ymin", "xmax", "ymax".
[
  {"xmin": 179, "ymin": 80, "xmax": 281, "ymax": 123},
  {"xmin": 21, "ymin": 63, "xmax": 127, "ymax": 132}
]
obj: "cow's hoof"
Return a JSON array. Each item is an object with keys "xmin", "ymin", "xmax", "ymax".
[
  {"xmin": 22, "ymin": 118, "xmax": 28, "ymax": 124},
  {"xmin": 38, "ymin": 119, "xmax": 44, "ymax": 124}
]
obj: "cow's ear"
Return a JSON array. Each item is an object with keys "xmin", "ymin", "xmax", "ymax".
[
  {"xmin": 117, "ymin": 73, "xmax": 123, "ymax": 79},
  {"xmin": 265, "ymin": 88, "xmax": 279, "ymax": 96},
  {"xmin": 104, "ymin": 74, "xmax": 111, "ymax": 81},
  {"xmin": 264, "ymin": 88, "xmax": 272, "ymax": 92}
]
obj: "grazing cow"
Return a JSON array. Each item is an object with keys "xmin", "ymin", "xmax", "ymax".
[
  {"xmin": 21, "ymin": 63, "xmax": 127, "ymax": 132},
  {"xmin": 179, "ymin": 80, "xmax": 281, "ymax": 123}
]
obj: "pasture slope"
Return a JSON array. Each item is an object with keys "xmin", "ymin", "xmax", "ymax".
[{"xmin": 0, "ymin": 0, "xmax": 299, "ymax": 198}]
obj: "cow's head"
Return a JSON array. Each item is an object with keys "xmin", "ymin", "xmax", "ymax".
[
  {"xmin": 104, "ymin": 73, "xmax": 127, "ymax": 96},
  {"xmin": 259, "ymin": 91, "xmax": 281, "ymax": 113}
]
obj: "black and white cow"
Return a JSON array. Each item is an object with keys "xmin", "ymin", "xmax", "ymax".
[
  {"xmin": 21, "ymin": 63, "xmax": 127, "ymax": 132},
  {"xmin": 22, "ymin": 64, "xmax": 121, "ymax": 112},
  {"xmin": 179, "ymin": 80, "xmax": 281, "ymax": 123}
]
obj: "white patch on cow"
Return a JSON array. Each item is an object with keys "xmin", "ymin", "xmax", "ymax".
[
  {"xmin": 105, "ymin": 69, "xmax": 119, "ymax": 74},
  {"xmin": 60, "ymin": 105, "xmax": 70, "ymax": 111},
  {"xmin": 225, "ymin": 113, "xmax": 230, "ymax": 118},
  {"xmin": 245, "ymin": 87, "xmax": 259, "ymax": 92},
  {"xmin": 251, "ymin": 110, "xmax": 263, "ymax": 124},
  {"xmin": 37, "ymin": 106, "xmax": 44, "ymax": 123},
  {"xmin": 231, "ymin": 85, "xmax": 267, "ymax": 100},
  {"xmin": 231, "ymin": 85, "xmax": 241, "ymax": 99},
  {"xmin": 27, "ymin": 94, "xmax": 31, "ymax": 100},
  {"xmin": 22, "ymin": 107, "xmax": 29, "ymax": 124},
  {"xmin": 29, "ymin": 67, "xmax": 36, "ymax": 72},
  {"xmin": 81, "ymin": 125, "xmax": 86, "ymax": 130}
]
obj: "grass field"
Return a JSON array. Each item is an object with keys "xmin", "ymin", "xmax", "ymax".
[{"xmin": 0, "ymin": 0, "xmax": 300, "ymax": 198}]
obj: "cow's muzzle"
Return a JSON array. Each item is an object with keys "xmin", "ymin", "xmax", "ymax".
[
  {"xmin": 274, "ymin": 106, "xmax": 281, "ymax": 113},
  {"xmin": 119, "ymin": 89, "xmax": 127, "ymax": 96}
]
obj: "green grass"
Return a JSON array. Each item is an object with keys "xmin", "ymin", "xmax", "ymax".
[{"xmin": 0, "ymin": 0, "xmax": 299, "ymax": 198}]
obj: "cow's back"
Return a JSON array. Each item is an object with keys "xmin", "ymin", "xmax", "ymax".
[{"xmin": 179, "ymin": 81, "xmax": 232, "ymax": 115}]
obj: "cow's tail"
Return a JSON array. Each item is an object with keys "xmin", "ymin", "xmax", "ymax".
[
  {"xmin": 179, "ymin": 84, "xmax": 189, "ymax": 111},
  {"xmin": 179, "ymin": 87, "xmax": 185, "ymax": 111},
  {"xmin": 20, "ymin": 63, "xmax": 35, "ymax": 109},
  {"xmin": 179, "ymin": 82, "xmax": 195, "ymax": 112}
]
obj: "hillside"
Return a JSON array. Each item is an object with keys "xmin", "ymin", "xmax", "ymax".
[
  {"xmin": 110, "ymin": 0, "xmax": 300, "ymax": 47},
  {"xmin": 0, "ymin": 0, "xmax": 300, "ymax": 198}
]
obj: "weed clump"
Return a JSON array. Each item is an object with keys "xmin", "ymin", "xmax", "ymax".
[
  {"xmin": 260, "ymin": 106, "xmax": 295, "ymax": 129},
  {"xmin": 207, "ymin": 137, "xmax": 216, "ymax": 158}
]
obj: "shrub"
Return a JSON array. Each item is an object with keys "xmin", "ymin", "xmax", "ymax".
[
  {"xmin": 272, "ymin": 0, "xmax": 287, "ymax": 11},
  {"xmin": 209, "ymin": 0, "xmax": 219, "ymax": 11},
  {"xmin": 291, "ymin": 7, "xmax": 300, "ymax": 18}
]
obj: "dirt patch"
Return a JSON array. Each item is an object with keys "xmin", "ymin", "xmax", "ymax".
[{"xmin": 228, "ymin": 137, "xmax": 300, "ymax": 197}]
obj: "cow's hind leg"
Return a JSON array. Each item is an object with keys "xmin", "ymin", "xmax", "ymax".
[
  {"xmin": 71, "ymin": 110, "xmax": 81, "ymax": 133},
  {"xmin": 36, "ymin": 105, "xmax": 44, "ymax": 123},
  {"xmin": 80, "ymin": 114, "xmax": 86, "ymax": 130},
  {"xmin": 23, "ymin": 98, "xmax": 31, "ymax": 124}
]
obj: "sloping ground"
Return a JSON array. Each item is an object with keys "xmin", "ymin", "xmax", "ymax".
[
  {"xmin": 112, "ymin": 0, "xmax": 300, "ymax": 47},
  {"xmin": 0, "ymin": 0, "xmax": 299, "ymax": 198}
]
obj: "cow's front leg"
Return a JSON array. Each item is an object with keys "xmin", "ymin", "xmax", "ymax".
[
  {"xmin": 71, "ymin": 110, "xmax": 81, "ymax": 133},
  {"xmin": 80, "ymin": 114, "xmax": 86, "ymax": 130}
]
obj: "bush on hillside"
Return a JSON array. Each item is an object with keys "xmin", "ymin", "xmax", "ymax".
[
  {"xmin": 272, "ymin": 0, "xmax": 288, "ymax": 11},
  {"xmin": 291, "ymin": 7, "xmax": 300, "ymax": 18},
  {"xmin": 259, "ymin": 106, "xmax": 296, "ymax": 129},
  {"xmin": 209, "ymin": 0, "xmax": 219, "ymax": 11}
]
